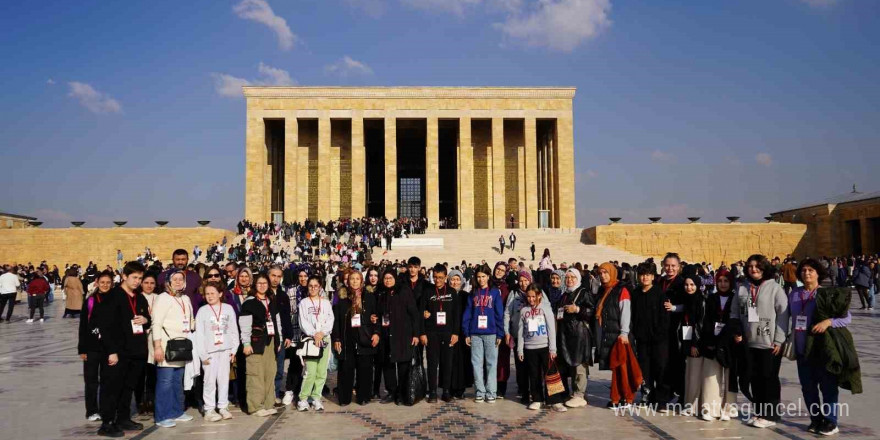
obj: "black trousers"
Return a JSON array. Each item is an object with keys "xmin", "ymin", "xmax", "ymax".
[
  {"xmin": 0, "ymin": 293, "xmax": 15, "ymax": 320},
  {"xmin": 99, "ymin": 356, "xmax": 124, "ymax": 423},
  {"xmin": 285, "ymin": 348, "xmax": 303, "ymax": 396},
  {"xmin": 235, "ymin": 349, "xmax": 248, "ymax": 412},
  {"xmin": 514, "ymin": 343, "xmax": 530, "ymax": 398},
  {"xmin": 372, "ymin": 349, "xmax": 384, "ymax": 396},
  {"xmin": 83, "ymin": 351, "xmax": 104, "ymax": 417},
  {"xmin": 383, "ymin": 360, "xmax": 410, "ymax": 398},
  {"xmin": 524, "ymin": 347, "xmax": 563, "ymax": 404},
  {"xmin": 634, "ymin": 338, "xmax": 669, "ymax": 403},
  {"xmin": 135, "ymin": 363, "xmax": 156, "ymax": 406},
  {"xmin": 749, "ymin": 347, "xmax": 782, "ymax": 421},
  {"xmin": 337, "ymin": 354, "xmax": 374, "ymax": 405},
  {"xmin": 27, "ymin": 295, "xmax": 45, "ymax": 319},
  {"xmin": 111, "ymin": 358, "xmax": 145, "ymax": 422},
  {"xmin": 425, "ymin": 332, "xmax": 454, "ymax": 391}
]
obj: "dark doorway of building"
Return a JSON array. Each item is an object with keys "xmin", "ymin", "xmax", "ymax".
[
  {"xmin": 265, "ymin": 119, "xmax": 285, "ymax": 221},
  {"xmin": 397, "ymin": 119, "xmax": 426, "ymax": 219},
  {"xmin": 439, "ymin": 119, "xmax": 458, "ymax": 228},
  {"xmin": 847, "ymin": 219, "xmax": 862, "ymax": 255},
  {"xmin": 365, "ymin": 119, "xmax": 385, "ymax": 218}
]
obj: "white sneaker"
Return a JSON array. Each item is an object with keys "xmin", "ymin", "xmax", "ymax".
[
  {"xmin": 312, "ymin": 400, "xmax": 324, "ymax": 411},
  {"xmin": 264, "ymin": 408, "xmax": 277, "ymax": 415},
  {"xmin": 745, "ymin": 416, "xmax": 759, "ymax": 426},
  {"xmin": 204, "ymin": 412, "xmax": 222, "ymax": 422},
  {"xmin": 26, "ymin": 319, "xmax": 33, "ymax": 323},
  {"xmin": 720, "ymin": 414, "xmax": 730, "ymax": 422},
  {"xmin": 39, "ymin": 318, "xmax": 44, "ymax": 323},
  {"xmin": 275, "ymin": 397, "xmax": 282, "ymax": 405},
  {"xmin": 752, "ymin": 419, "xmax": 776, "ymax": 428},
  {"xmin": 553, "ymin": 403, "xmax": 568, "ymax": 412},
  {"xmin": 528, "ymin": 402, "xmax": 542, "ymax": 410},
  {"xmin": 174, "ymin": 413, "xmax": 194, "ymax": 422},
  {"xmin": 752, "ymin": 418, "xmax": 776, "ymax": 429},
  {"xmin": 565, "ymin": 396, "xmax": 587, "ymax": 408},
  {"xmin": 727, "ymin": 405, "xmax": 739, "ymax": 418},
  {"xmin": 282, "ymin": 391, "xmax": 294, "ymax": 406},
  {"xmin": 87, "ymin": 413, "xmax": 101, "ymax": 422},
  {"xmin": 219, "ymin": 409, "xmax": 233, "ymax": 420},
  {"xmin": 699, "ymin": 413, "xmax": 714, "ymax": 422},
  {"xmin": 297, "ymin": 400, "xmax": 310, "ymax": 412},
  {"xmin": 253, "ymin": 409, "xmax": 269, "ymax": 417}
]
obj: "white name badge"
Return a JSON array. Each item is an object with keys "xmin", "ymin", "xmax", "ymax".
[
  {"xmin": 436, "ymin": 311, "xmax": 447, "ymax": 326},
  {"xmin": 748, "ymin": 306, "xmax": 759, "ymax": 323},
  {"xmin": 477, "ymin": 315, "xmax": 488, "ymax": 329},
  {"xmin": 182, "ymin": 319, "xmax": 191, "ymax": 333},
  {"xmin": 351, "ymin": 314, "xmax": 362, "ymax": 328},
  {"xmin": 382, "ymin": 315, "xmax": 390, "ymax": 327},
  {"xmin": 795, "ymin": 315, "xmax": 808, "ymax": 332},
  {"xmin": 213, "ymin": 330, "xmax": 224, "ymax": 346},
  {"xmin": 131, "ymin": 320, "xmax": 144, "ymax": 335},
  {"xmin": 266, "ymin": 321, "xmax": 276, "ymax": 336},
  {"xmin": 714, "ymin": 322, "xmax": 725, "ymax": 336},
  {"xmin": 556, "ymin": 308, "xmax": 564, "ymax": 320},
  {"xmin": 528, "ymin": 318, "xmax": 539, "ymax": 332},
  {"xmin": 681, "ymin": 325, "xmax": 694, "ymax": 341}
]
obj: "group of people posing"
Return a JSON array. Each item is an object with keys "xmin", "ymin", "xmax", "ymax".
[{"xmin": 70, "ymin": 247, "xmax": 860, "ymax": 438}]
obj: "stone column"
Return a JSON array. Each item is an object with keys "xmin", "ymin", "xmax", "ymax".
[
  {"xmin": 351, "ymin": 115, "xmax": 366, "ymax": 219},
  {"xmin": 245, "ymin": 113, "xmax": 266, "ymax": 222},
  {"xmin": 426, "ymin": 116, "xmax": 439, "ymax": 229},
  {"xmin": 283, "ymin": 116, "xmax": 298, "ymax": 221},
  {"xmin": 296, "ymin": 119, "xmax": 309, "ymax": 222},
  {"xmin": 318, "ymin": 115, "xmax": 331, "ymax": 221},
  {"xmin": 524, "ymin": 118, "xmax": 538, "ymax": 228},
  {"xmin": 517, "ymin": 143, "xmax": 525, "ymax": 228},
  {"xmin": 557, "ymin": 117, "xmax": 576, "ymax": 228},
  {"xmin": 491, "ymin": 117, "xmax": 506, "ymax": 229},
  {"xmin": 384, "ymin": 115, "xmax": 397, "ymax": 219},
  {"xmin": 458, "ymin": 117, "xmax": 474, "ymax": 229}
]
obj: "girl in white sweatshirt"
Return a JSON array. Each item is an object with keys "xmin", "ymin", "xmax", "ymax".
[
  {"xmin": 296, "ymin": 276, "xmax": 334, "ymax": 412},
  {"xmin": 194, "ymin": 282, "xmax": 240, "ymax": 422}
]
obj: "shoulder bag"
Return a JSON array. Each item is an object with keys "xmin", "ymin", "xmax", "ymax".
[
  {"xmin": 163, "ymin": 328, "xmax": 193, "ymax": 362},
  {"xmin": 297, "ymin": 336, "xmax": 324, "ymax": 359}
]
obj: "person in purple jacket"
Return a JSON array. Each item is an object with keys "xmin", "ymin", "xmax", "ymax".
[
  {"xmin": 462, "ymin": 265, "xmax": 505, "ymax": 403},
  {"xmin": 789, "ymin": 258, "xmax": 851, "ymax": 436}
]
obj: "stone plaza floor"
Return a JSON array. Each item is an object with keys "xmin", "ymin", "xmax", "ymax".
[{"xmin": 1, "ymin": 299, "xmax": 877, "ymax": 440}]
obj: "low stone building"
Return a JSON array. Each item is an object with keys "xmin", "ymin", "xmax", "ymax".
[
  {"xmin": 770, "ymin": 186, "xmax": 880, "ymax": 256},
  {"xmin": 0, "ymin": 212, "xmax": 36, "ymax": 229}
]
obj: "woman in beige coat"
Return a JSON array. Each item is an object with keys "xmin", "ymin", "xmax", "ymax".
[{"xmin": 63, "ymin": 268, "xmax": 84, "ymax": 318}]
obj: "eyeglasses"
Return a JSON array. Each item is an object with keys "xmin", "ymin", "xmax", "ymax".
[{"xmin": 207, "ymin": 273, "xmax": 222, "ymax": 279}]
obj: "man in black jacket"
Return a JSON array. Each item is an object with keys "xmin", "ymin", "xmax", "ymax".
[
  {"xmin": 419, "ymin": 265, "xmax": 460, "ymax": 403},
  {"xmin": 99, "ymin": 261, "xmax": 150, "ymax": 437},
  {"xmin": 399, "ymin": 257, "xmax": 428, "ymax": 305}
]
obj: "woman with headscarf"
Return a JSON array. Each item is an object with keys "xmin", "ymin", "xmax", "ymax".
[
  {"xmin": 151, "ymin": 269, "xmax": 196, "ymax": 428},
  {"xmin": 679, "ymin": 272, "xmax": 706, "ymax": 416},
  {"xmin": 377, "ymin": 268, "xmax": 421, "ymax": 405},
  {"xmin": 488, "ymin": 261, "xmax": 512, "ymax": 398},
  {"xmin": 226, "ymin": 267, "xmax": 252, "ymax": 407},
  {"xmin": 594, "ymin": 262, "xmax": 635, "ymax": 409},
  {"xmin": 557, "ymin": 267, "xmax": 595, "ymax": 408},
  {"xmin": 545, "ymin": 270, "xmax": 565, "ymax": 312},
  {"xmin": 697, "ymin": 269, "xmax": 739, "ymax": 421},
  {"xmin": 448, "ymin": 269, "xmax": 473, "ymax": 400}
]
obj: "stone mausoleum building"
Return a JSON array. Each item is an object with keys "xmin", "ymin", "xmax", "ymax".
[{"xmin": 243, "ymin": 86, "xmax": 576, "ymax": 229}]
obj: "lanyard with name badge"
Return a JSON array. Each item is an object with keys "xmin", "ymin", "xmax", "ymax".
[
  {"xmin": 528, "ymin": 306, "xmax": 543, "ymax": 332},
  {"xmin": 261, "ymin": 298, "xmax": 275, "ymax": 336},
  {"xmin": 209, "ymin": 304, "xmax": 225, "ymax": 345},
  {"xmin": 477, "ymin": 288, "xmax": 489, "ymax": 329},
  {"xmin": 795, "ymin": 288, "xmax": 816, "ymax": 332},
  {"xmin": 127, "ymin": 293, "xmax": 144, "ymax": 334},
  {"xmin": 747, "ymin": 283, "xmax": 762, "ymax": 323},
  {"xmin": 173, "ymin": 296, "xmax": 190, "ymax": 333},
  {"xmin": 435, "ymin": 287, "xmax": 447, "ymax": 326}
]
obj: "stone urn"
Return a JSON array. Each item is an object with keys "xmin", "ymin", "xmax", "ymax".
[
  {"xmin": 71, "ymin": 221, "xmax": 85, "ymax": 228},
  {"xmin": 197, "ymin": 220, "xmax": 211, "ymax": 227},
  {"xmin": 155, "ymin": 220, "xmax": 169, "ymax": 227},
  {"xmin": 727, "ymin": 216, "xmax": 740, "ymax": 223},
  {"xmin": 28, "ymin": 221, "xmax": 42, "ymax": 228},
  {"xmin": 764, "ymin": 216, "xmax": 773, "ymax": 222},
  {"xmin": 608, "ymin": 217, "xmax": 622, "ymax": 224},
  {"xmin": 648, "ymin": 217, "xmax": 662, "ymax": 224},
  {"xmin": 113, "ymin": 221, "xmax": 127, "ymax": 227},
  {"xmin": 687, "ymin": 217, "xmax": 701, "ymax": 223}
]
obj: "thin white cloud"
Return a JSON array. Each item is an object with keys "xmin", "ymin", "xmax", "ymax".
[
  {"xmin": 233, "ymin": 0, "xmax": 298, "ymax": 50},
  {"xmin": 46, "ymin": 78, "xmax": 55, "ymax": 85},
  {"xmin": 212, "ymin": 63, "xmax": 296, "ymax": 98},
  {"xmin": 495, "ymin": 0, "xmax": 612, "ymax": 52},
  {"xmin": 67, "ymin": 81, "xmax": 122, "ymax": 114},
  {"xmin": 345, "ymin": 0, "xmax": 386, "ymax": 18},
  {"xmin": 325, "ymin": 56, "xmax": 374, "ymax": 76},
  {"xmin": 650, "ymin": 149, "xmax": 674, "ymax": 162},
  {"xmin": 756, "ymin": 153, "xmax": 773, "ymax": 167},
  {"xmin": 401, "ymin": 0, "xmax": 481, "ymax": 16},
  {"xmin": 801, "ymin": 0, "xmax": 838, "ymax": 7}
]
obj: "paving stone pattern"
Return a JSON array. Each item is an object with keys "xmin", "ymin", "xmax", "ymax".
[{"xmin": 1, "ymin": 299, "xmax": 877, "ymax": 439}]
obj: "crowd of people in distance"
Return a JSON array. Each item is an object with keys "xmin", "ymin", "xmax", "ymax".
[{"xmin": 0, "ymin": 219, "xmax": 875, "ymax": 438}]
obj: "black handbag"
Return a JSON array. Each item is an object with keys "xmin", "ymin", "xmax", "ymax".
[
  {"xmin": 250, "ymin": 326, "xmax": 266, "ymax": 355},
  {"xmin": 403, "ymin": 347, "xmax": 427, "ymax": 406},
  {"xmin": 163, "ymin": 329, "xmax": 193, "ymax": 362}
]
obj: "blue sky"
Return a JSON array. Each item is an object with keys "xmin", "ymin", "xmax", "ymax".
[{"xmin": 2, "ymin": 0, "xmax": 878, "ymax": 229}]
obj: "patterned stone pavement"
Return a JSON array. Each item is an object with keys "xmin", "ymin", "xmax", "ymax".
[{"xmin": 1, "ymin": 299, "xmax": 877, "ymax": 440}]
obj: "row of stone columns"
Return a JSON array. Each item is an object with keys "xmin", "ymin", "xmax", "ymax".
[{"xmin": 248, "ymin": 115, "xmax": 567, "ymax": 229}]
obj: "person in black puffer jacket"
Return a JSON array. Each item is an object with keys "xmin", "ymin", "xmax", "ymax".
[
  {"xmin": 556, "ymin": 268, "xmax": 595, "ymax": 408},
  {"xmin": 333, "ymin": 271, "xmax": 380, "ymax": 406}
]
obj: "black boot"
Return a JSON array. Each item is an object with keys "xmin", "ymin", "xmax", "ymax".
[
  {"xmin": 117, "ymin": 419, "xmax": 144, "ymax": 431},
  {"xmin": 441, "ymin": 390, "xmax": 452, "ymax": 403},
  {"xmin": 97, "ymin": 423, "xmax": 124, "ymax": 438},
  {"xmin": 427, "ymin": 390, "xmax": 438, "ymax": 403}
]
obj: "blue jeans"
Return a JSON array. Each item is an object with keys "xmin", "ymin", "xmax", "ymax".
[
  {"xmin": 470, "ymin": 334, "xmax": 498, "ymax": 399},
  {"xmin": 796, "ymin": 359, "xmax": 839, "ymax": 425},
  {"xmin": 275, "ymin": 347, "xmax": 286, "ymax": 397},
  {"xmin": 868, "ymin": 285, "xmax": 875, "ymax": 308},
  {"xmin": 155, "ymin": 366, "xmax": 185, "ymax": 423}
]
